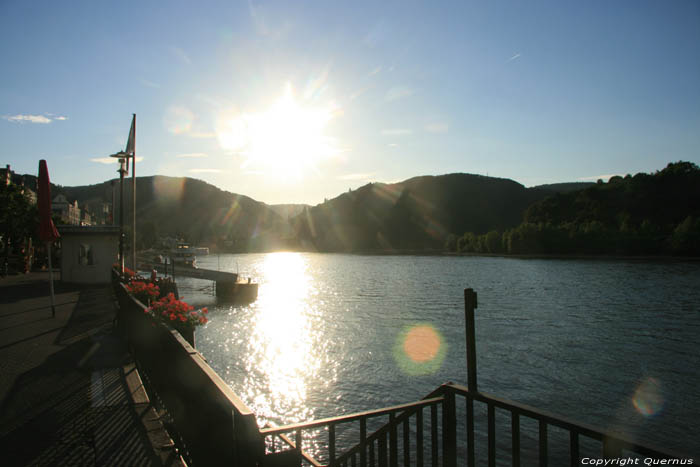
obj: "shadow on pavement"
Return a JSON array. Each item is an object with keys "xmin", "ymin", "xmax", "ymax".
[{"xmin": 0, "ymin": 285, "xmax": 161, "ymax": 466}]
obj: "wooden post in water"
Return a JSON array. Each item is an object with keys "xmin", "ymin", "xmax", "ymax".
[
  {"xmin": 464, "ymin": 288, "xmax": 478, "ymax": 391},
  {"xmin": 464, "ymin": 287, "xmax": 478, "ymax": 467}
]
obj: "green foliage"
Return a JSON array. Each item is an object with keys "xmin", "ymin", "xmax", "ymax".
[
  {"xmin": 0, "ymin": 183, "xmax": 38, "ymax": 248},
  {"xmin": 670, "ymin": 216, "xmax": 700, "ymax": 255},
  {"xmin": 454, "ymin": 161, "xmax": 700, "ymax": 256}
]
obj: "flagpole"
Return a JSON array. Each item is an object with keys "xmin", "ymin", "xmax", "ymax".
[{"xmin": 131, "ymin": 113, "xmax": 136, "ymax": 273}]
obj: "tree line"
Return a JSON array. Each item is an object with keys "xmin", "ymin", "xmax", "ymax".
[{"xmin": 446, "ymin": 162, "xmax": 700, "ymax": 256}]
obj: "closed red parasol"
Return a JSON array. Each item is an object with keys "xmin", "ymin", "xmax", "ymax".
[
  {"xmin": 37, "ymin": 160, "xmax": 59, "ymax": 317},
  {"xmin": 38, "ymin": 160, "xmax": 60, "ymax": 242}
]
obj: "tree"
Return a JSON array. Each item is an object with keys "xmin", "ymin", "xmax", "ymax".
[
  {"xmin": 484, "ymin": 230, "xmax": 501, "ymax": 253},
  {"xmin": 670, "ymin": 216, "xmax": 700, "ymax": 255},
  {"xmin": 0, "ymin": 183, "xmax": 38, "ymax": 266}
]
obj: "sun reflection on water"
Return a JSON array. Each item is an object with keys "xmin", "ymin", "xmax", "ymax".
[{"xmin": 243, "ymin": 252, "xmax": 322, "ymax": 426}]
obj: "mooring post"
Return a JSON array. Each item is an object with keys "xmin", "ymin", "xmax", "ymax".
[
  {"xmin": 464, "ymin": 288, "xmax": 478, "ymax": 392},
  {"xmin": 464, "ymin": 287, "xmax": 478, "ymax": 467}
]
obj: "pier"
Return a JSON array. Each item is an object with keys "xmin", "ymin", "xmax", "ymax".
[{"xmin": 139, "ymin": 261, "xmax": 259, "ymax": 302}]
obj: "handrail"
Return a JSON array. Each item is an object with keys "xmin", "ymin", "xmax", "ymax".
[
  {"xmin": 260, "ymin": 396, "xmax": 445, "ymax": 436},
  {"xmin": 334, "ymin": 386, "xmax": 448, "ymax": 464},
  {"xmin": 276, "ymin": 433, "xmax": 324, "ymax": 466},
  {"xmin": 445, "ymin": 382, "xmax": 684, "ymax": 460}
]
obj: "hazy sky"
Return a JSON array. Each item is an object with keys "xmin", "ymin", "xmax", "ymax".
[{"xmin": 2, "ymin": 0, "xmax": 699, "ymax": 205}]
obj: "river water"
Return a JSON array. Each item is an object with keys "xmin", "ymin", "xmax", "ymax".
[{"xmin": 176, "ymin": 253, "xmax": 699, "ymax": 461}]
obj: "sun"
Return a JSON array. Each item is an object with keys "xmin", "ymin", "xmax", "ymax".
[{"xmin": 217, "ymin": 84, "xmax": 339, "ymax": 179}]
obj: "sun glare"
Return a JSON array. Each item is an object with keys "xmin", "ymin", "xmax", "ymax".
[
  {"xmin": 217, "ymin": 84, "xmax": 339, "ymax": 179},
  {"xmin": 245, "ymin": 252, "xmax": 318, "ymax": 424}
]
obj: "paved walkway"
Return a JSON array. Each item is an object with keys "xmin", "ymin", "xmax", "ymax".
[{"xmin": 0, "ymin": 271, "xmax": 184, "ymax": 466}]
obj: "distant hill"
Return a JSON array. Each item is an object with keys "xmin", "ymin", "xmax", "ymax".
[
  {"xmin": 520, "ymin": 162, "xmax": 700, "ymax": 254},
  {"xmin": 449, "ymin": 161, "xmax": 700, "ymax": 256},
  {"xmin": 531, "ymin": 182, "xmax": 594, "ymax": 193},
  {"xmin": 15, "ymin": 162, "xmax": 695, "ymax": 255},
  {"xmin": 290, "ymin": 173, "xmax": 553, "ymax": 252},
  {"xmin": 267, "ymin": 203, "xmax": 309, "ymax": 220},
  {"xmin": 525, "ymin": 164, "xmax": 700, "ymax": 229},
  {"xmin": 59, "ymin": 176, "xmax": 292, "ymax": 251}
]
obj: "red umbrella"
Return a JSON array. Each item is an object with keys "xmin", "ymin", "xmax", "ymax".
[
  {"xmin": 38, "ymin": 160, "xmax": 59, "ymax": 242},
  {"xmin": 37, "ymin": 160, "xmax": 59, "ymax": 317}
]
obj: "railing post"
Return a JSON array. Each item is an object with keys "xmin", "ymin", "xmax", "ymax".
[
  {"xmin": 569, "ymin": 431, "xmax": 579, "ymax": 467},
  {"xmin": 330, "ymin": 423, "xmax": 336, "ymax": 466},
  {"xmin": 430, "ymin": 404, "xmax": 438, "ymax": 465},
  {"xmin": 465, "ymin": 288, "xmax": 478, "ymax": 467},
  {"xmin": 603, "ymin": 437, "xmax": 622, "ymax": 459},
  {"xmin": 442, "ymin": 387, "xmax": 457, "ymax": 467},
  {"xmin": 464, "ymin": 288, "xmax": 478, "ymax": 392},
  {"xmin": 389, "ymin": 412, "xmax": 398, "ymax": 467},
  {"xmin": 467, "ymin": 396, "xmax": 475, "ymax": 467},
  {"xmin": 416, "ymin": 407, "xmax": 424, "ymax": 467},
  {"xmin": 360, "ymin": 418, "xmax": 367, "ymax": 467},
  {"xmin": 296, "ymin": 429, "xmax": 302, "ymax": 461},
  {"xmin": 488, "ymin": 403, "xmax": 496, "ymax": 467},
  {"xmin": 512, "ymin": 411, "xmax": 521, "ymax": 467},
  {"xmin": 539, "ymin": 420, "xmax": 548, "ymax": 467}
]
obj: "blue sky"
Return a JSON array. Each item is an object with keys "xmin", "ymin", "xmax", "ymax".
[{"xmin": 2, "ymin": 0, "xmax": 699, "ymax": 205}]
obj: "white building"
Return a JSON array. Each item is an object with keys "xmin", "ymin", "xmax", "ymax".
[{"xmin": 58, "ymin": 225, "xmax": 120, "ymax": 284}]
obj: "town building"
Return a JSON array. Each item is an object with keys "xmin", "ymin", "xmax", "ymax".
[{"xmin": 52, "ymin": 194, "xmax": 81, "ymax": 225}]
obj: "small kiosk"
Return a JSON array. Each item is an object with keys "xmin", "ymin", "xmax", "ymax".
[{"xmin": 58, "ymin": 225, "xmax": 120, "ymax": 284}]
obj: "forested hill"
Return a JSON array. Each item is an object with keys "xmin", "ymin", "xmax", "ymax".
[
  {"xmin": 59, "ymin": 176, "xmax": 293, "ymax": 251},
  {"xmin": 50, "ymin": 172, "xmax": 585, "ymax": 253},
  {"xmin": 451, "ymin": 161, "xmax": 700, "ymax": 256},
  {"xmin": 16, "ymin": 162, "xmax": 697, "ymax": 255},
  {"xmin": 290, "ymin": 173, "xmax": 555, "ymax": 252}
]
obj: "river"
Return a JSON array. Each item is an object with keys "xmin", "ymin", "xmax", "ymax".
[{"xmin": 174, "ymin": 253, "xmax": 699, "ymax": 461}]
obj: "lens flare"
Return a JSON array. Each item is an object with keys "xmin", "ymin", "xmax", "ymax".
[
  {"xmin": 632, "ymin": 377, "xmax": 664, "ymax": 417},
  {"xmin": 394, "ymin": 324, "xmax": 446, "ymax": 376}
]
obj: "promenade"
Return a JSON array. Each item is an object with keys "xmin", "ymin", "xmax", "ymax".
[{"xmin": 0, "ymin": 271, "xmax": 184, "ymax": 466}]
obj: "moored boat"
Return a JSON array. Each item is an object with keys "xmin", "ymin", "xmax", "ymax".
[{"xmin": 171, "ymin": 242, "xmax": 197, "ymax": 268}]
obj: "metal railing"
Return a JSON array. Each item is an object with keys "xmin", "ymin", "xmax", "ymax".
[
  {"xmin": 443, "ymin": 382, "xmax": 682, "ymax": 467},
  {"xmin": 260, "ymin": 393, "xmax": 446, "ymax": 466},
  {"xmin": 260, "ymin": 381, "xmax": 682, "ymax": 466},
  {"xmin": 114, "ymin": 273, "xmax": 689, "ymax": 466},
  {"xmin": 259, "ymin": 289, "xmax": 685, "ymax": 466}
]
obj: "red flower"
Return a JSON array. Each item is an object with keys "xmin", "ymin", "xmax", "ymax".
[{"xmin": 145, "ymin": 293, "xmax": 208, "ymax": 329}]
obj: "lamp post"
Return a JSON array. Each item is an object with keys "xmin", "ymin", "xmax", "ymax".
[{"xmin": 110, "ymin": 151, "xmax": 129, "ymax": 275}]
